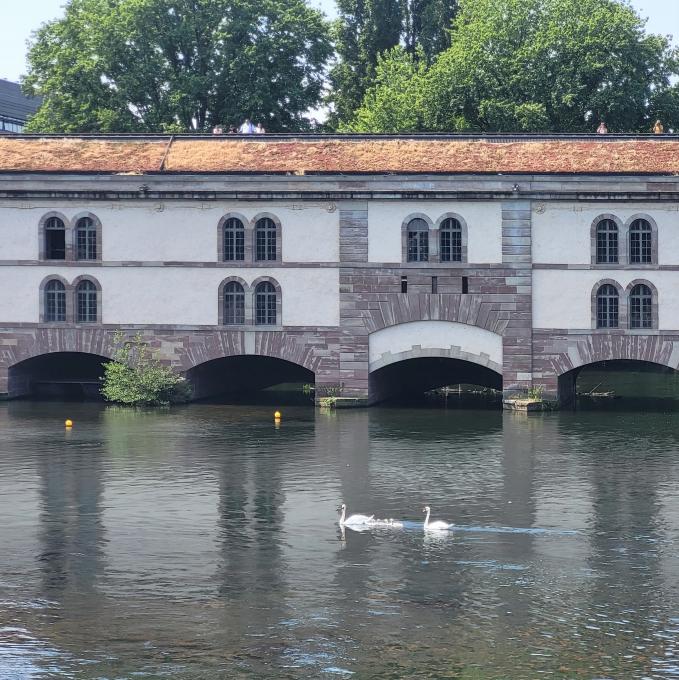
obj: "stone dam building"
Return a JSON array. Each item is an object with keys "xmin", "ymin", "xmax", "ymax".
[{"xmin": 0, "ymin": 133, "xmax": 678, "ymax": 405}]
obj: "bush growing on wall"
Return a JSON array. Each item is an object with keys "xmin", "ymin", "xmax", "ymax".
[{"xmin": 101, "ymin": 332, "xmax": 191, "ymax": 406}]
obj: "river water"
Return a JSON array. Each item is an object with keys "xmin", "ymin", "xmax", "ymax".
[{"xmin": 1, "ymin": 401, "xmax": 679, "ymax": 679}]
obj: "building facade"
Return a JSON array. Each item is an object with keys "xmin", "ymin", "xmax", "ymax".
[
  {"xmin": 0, "ymin": 134, "xmax": 678, "ymax": 405},
  {"xmin": 0, "ymin": 80, "xmax": 41, "ymax": 133}
]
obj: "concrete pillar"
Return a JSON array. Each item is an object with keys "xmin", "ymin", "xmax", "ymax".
[{"xmin": 501, "ymin": 200, "xmax": 533, "ymax": 398}]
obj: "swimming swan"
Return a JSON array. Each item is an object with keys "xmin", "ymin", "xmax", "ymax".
[
  {"xmin": 337, "ymin": 504, "xmax": 374, "ymax": 527},
  {"xmin": 422, "ymin": 506, "xmax": 452, "ymax": 532}
]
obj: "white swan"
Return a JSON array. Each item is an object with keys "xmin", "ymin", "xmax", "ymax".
[
  {"xmin": 422, "ymin": 506, "xmax": 452, "ymax": 532},
  {"xmin": 337, "ymin": 504, "xmax": 374, "ymax": 527}
]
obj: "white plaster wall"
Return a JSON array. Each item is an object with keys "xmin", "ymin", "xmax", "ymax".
[
  {"xmin": 0, "ymin": 267, "xmax": 339, "ymax": 326},
  {"xmin": 368, "ymin": 320, "xmax": 503, "ymax": 369},
  {"xmin": 533, "ymin": 269, "xmax": 679, "ymax": 330},
  {"xmin": 533, "ymin": 202, "xmax": 679, "ymax": 264},
  {"xmin": 0, "ymin": 201, "xmax": 340, "ymax": 263},
  {"xmin": 367, "ymin": 201, "xmax": 502, "ymax": 263}
]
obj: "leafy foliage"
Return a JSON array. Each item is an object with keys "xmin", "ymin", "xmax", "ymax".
[
  {"xmin": 24, "ymin": 0, "xmax": 331, "ymax": 132},
  {"xmin": 328, "ymin": 0, "xmax": 458, "ymax": 126},
  {"xmin": 345, "ymin": 0, "xmax": 679, "ymax": 133},
  {"xmin": 101, "ymin": 332, "xmax": 191, "ymax": 406}
]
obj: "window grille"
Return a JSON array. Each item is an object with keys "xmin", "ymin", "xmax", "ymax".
[
  {"xmin": 76, "ymin": 280, "xmax": 97, "ymax": 323},
  {"xmin": 75, "ymin": 217, "xmax": 97, "ymax": 260},
  {"xmin": 406, "ymin": 218, "xmax": 429, "ymax": 262},
  {"xmin": 596, "ymin": 284, "xmax": 619, "ymax": 328},
  {"xmin": 224, "ymin": 218, "xmax": 245, "ymax": 261},
  {"xmin": 440, "ymin": 218, "xmax": 462, "ymax": 262},
  {"xmin": 596, "ymin": 220, "xmax": 618, "ymax": 264},
  {"xmin": 45, "ymin": 280, "xmax": 66, "ymax": 322},
  {"xmin": 629, "ymin": 219, "xmax": 652, "ymax": 264},
  {"xmin": 629, "ymin": 284, "xmax": 652, "ymax": 329},
  {"xmin": 255, "ymin": 281, "xmax": 277, "ymax": 325},
  {"xmin": 45, "ymin": 217, "xmax": 66, "ymax": 260},
  {"xmin": 255, "ymin": 218, "xmax": 277, "ymax": 261},
  {"xmin": 223, "ymin": 281, "xmax": 245, "ymax": 325}
]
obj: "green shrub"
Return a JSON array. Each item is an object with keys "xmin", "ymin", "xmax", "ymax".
[{"xmin": 101, "ymin": 332, "xmax": 191, "ymax": 406}]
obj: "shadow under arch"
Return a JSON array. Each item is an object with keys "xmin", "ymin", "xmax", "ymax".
[
  {"xmin": 186, "ymin": 354, "xmax": 315, "ymax": 403},
  {"xmin": 559, "ymin": 359, "xmax": 679, "ymax": 410},
  {"xmin": 9, "ymin": 351, "xmax": 110, "ymax": 400}
]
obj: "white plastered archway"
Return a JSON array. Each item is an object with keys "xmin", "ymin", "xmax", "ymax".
[{"xmin": 368, "ymin": 320, "xmax": 503, "ymax": 374}]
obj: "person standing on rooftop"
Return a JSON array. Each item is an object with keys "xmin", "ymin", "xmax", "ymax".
[
  {"xmin": 239, "ymin": 118, "xmax": 254, "ymax": 134},
  {"xmin": 653, "ymin": 120, "xmax": 664, "ymax": 134},
  {"xmin": 596, "ymin": 121, "xmax": 608, "ymax": 134},
  {"xmin": 255, "ymin": 122, "xmax": 266, "ymax": 134}
]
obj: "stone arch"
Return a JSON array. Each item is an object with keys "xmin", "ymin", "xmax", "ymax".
[
  {"xmin": 71, "ymin": 211, "xmax": 103, "ymax": 261},
  {"xmin": 401, "ymin": 212, "xmax": 434, "ymax": 262},
  {"xmin": 251, "ymin": 212, "xmax": 282, "ymax": 262},
  {"xmin": 591, "ymin": 213, "xmax": 624, "ymax": 265},
  {"xmin": 218, "ymin": 275, "xmax": 249, "ymax": 325},
  {"xmin": 217, "ymin": 212, "xmax": 249, "ymax": 262},
  {"xmin": 434, "ymin": 212, "xmax": 468, "ymax": 263},
  {"xmin": 368, "ymin": 320, "xmax": 503, "ymax": 374},
  {"xmin": 625, "ymin": 213, "xmax": 658, "ymax": 265},
  {"xmin": 39, "ymin": 210, "xmax": 70, "ymax": 261},
  {"xmin": 591, "ymin": 278, "xmax": 625, "ymax": 330}
]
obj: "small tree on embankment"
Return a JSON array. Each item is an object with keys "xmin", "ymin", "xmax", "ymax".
[{"xmin": 101, "ymin": 332, "xmax": 191, "ymax": 406}]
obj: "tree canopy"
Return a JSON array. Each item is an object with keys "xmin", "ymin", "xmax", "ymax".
[
  {"xmin": 24, "ymin": 0, "xmax": 332, "ymax": 133},
  {"xmin": 344, "ymin": 0, "xmax": 679, "ymax": 133},
  {"xmin": 328, "ymin": 0, "xmax": 459, "ymax": 126}
]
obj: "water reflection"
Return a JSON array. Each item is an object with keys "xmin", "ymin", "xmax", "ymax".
[{"xmin": 1, "ymin": 402, "xmax": 679, "ymax": 677}]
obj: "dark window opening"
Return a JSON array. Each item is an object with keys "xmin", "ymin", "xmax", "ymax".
[
  {"xmin": 596, "ymin": 284, "xmax": 619, "ymax": 328},
  {"xmin": 76, "ymin": 280, "xmax": 97, "ymax": 323},
  {"xmin": 45, "ymin": 280, "xmax": 66, "ymax": 322},
  {"xmin": 255, "ymin": 281, "xmax": 277, "ymax": 325},
  {"xmin": 76, "ymin": 217, "xmax": 97, "ymax": 261},
  {"xmin": 596, "ymin": 219, "xmax": 619, "ymax": 264},
  {"xmin": 224, "ymin": 217, "xmax": 245, "ymax": 261},
  {"xmin": 45, "ymin": 217, "xmax": 66, "ymax": 260},
  {"xmin": 440, "ymin": 218, "xmax": 462, "ymax": 262},
  {"xmin": 629, "ymin": 283, "xmax": 652, "ymax": 329},
  {"xmin": 462, "ymin": 276, "xmax": 469, "ymax": 294},
  {"xmin": 406, "ymin": 219, "xmax": 429, "ymax": 262},
  {"xmin": 255, "ymin": 218, "xmax": 277, "ymax": 261},
  {"xmin": 401, "ymin": 276, "xmax": 408, "ymax": 293},
  {"xmin": 223, "ymin": 281, "xmax": 246, "ymax": 325},
  {"xmin": 431, "ymin": 276, "xmax": 438, "ymax": 293},
  {"xmin": 629, "ymin": 219, "xmax": 652, "ymax": 264}
]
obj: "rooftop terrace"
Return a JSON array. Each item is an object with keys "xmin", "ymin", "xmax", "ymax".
[{"xmin": 0, "ymin": 133, "xmax": 678, "ymax": 175}]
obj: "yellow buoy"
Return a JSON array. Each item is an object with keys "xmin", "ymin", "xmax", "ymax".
[
  {"xmin": 65, "ymin": 419, "xmax": 73, "ymax": 428},
  {"xmin": 274, "ymin": 411, "xmax": 281, "ymax": 420}
]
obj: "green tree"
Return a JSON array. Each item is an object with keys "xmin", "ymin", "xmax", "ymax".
[
  {"xmin": 346, "ymin": 0, "xmax": 679, "ymax": 133},
  {"xmin": 328, "ymin": 0, "xmax": 458, "ymax": 126},
  {"xmin": 101, "ymin": 332, "xmax": 191, "ymax": 406},
  {"xmin": 24, "ymin": 0, "xmax": 331, "ymax": 133}
]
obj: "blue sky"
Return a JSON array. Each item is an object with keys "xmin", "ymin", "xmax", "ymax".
[{"xmin": 1, "ymin": 0, "xmax": 676, "ymax": 82}]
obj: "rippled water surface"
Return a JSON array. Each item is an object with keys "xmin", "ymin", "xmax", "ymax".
[{"xmin": 1, "ymin": 401, "xmax": 679, "ymax": 679}]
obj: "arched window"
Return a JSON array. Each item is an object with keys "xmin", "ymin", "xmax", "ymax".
[
  {"xmin": 596, "ymin": 219, "xmax": 618, "ymax": 264},
  {"xmin": 223, "ymin": 217, "xmax": 245, "ymax": 261},
  {"xmin": 629, "ymin": 219, "xmax": 652, "ymax": 264},
  {"xmin": 629, "ymin": 283, "xmax": 653, "ymax": 329},
  {"xmin": 439, "ymin": 218, "xmax": 462, "ymax": 262},
  {"xmin": 75, "ymin": 217, "xmax": 97, "ymax": 261},
  {"xmin": 255, "ymin": 281, "xmax": 277, "ymax": 325},
  {"xmin": 75, "ymin": 280, "xmax": 98, "ymax": 323},
  {"xmin": 255, "ymin": 218, "xmax": 277, "ymax": 261},
  {"xmin": 596, "ymin": 284, "xmax": 619, "ymax": 328},
  {"xmin": 45, "ymin": 217, "xmax": 66, "ymax": 260},
  {"xmin": 407, "ymin": 218, "xmax": 429, "ymax": 262},
  {"xmin": 223, "ymin": 281, "xmax": 245, "ymax": 325},
  {"xmin": 45, "ymin": 279, "xmax": 66, "ymax": 322}
]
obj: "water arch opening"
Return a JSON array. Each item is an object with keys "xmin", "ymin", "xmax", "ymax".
[
  {"xmin": 369, "ymin": 357, "xmax": 503, "ymax": 407},
  {"xmin": 9, "ymin": 352, "xmax": 110, "ymax": 400},
  {"xmin": 186, "ymin": 355, "xmax": 315, "ymax": 404},
  {"xmin": 559, "ymin": 359, "xmax": 679, "ymax": 410}
]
